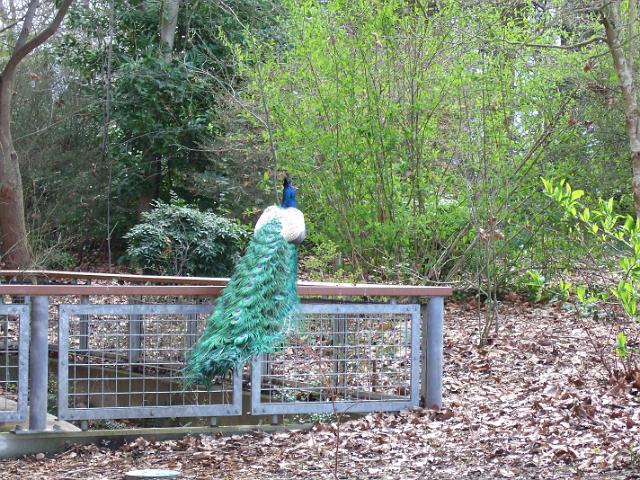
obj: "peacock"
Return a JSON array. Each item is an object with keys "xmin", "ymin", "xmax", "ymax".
[{"xmin": 183, "ymin": 175, "xmax": 305, "ymax": 386}]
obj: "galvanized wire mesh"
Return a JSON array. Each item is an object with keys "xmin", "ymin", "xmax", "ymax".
[
  {"xmin": 48, "ymin": 293, "xmax": 215, "ymax": 346},
  {"xmin": 0, "ymin": 304, "xmax": 29, "ymax": 422},
  {"xmin": 0, "ymin": 274, "xmax": 444, "ymax": 430},
  {"xmin": 251, "ymin": 304, "xmax": 420, "ymax": 415},
  {"xmin": 58, "ymin": 303, "xmax": 242, "ymax": 421}
]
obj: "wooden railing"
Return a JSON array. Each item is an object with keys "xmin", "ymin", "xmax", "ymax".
[{"xmin": 0, "ymin": 270, "xmax": 453, "ymax": 298}]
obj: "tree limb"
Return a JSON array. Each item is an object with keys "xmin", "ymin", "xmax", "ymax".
[
  {"xmin": 13, "ymin": 0, "xmax": 39, "ymax": 53},
  {"xmin": 3, "ymin": 0, "xmax": 73, "ymax": 76},
  {"xmin": 0, "ymin": 12, "xmax": 26, "ymax": 37},
  {"xmin": 505, "ymin": 35, "xmax": 606, "ymax": 50}
]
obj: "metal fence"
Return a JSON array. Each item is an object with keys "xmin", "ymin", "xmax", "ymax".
[
  {"xmin": 0, "ymin": 304, "xmax": 30, "ymax": 422},
  {"xmin": 0, "ymin": 272, "xmax": 450, "ymax": 433},
  {"xmin": 251, "ymin": 304, "xmax": 421, "ymax": 415},
  {"xmin": 58, "ymin": 304, "xmax": 242, "ymax": 421}
]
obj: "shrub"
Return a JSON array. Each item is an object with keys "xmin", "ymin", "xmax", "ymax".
[
  {"xmin": 125, "ymin": 200, "xmax": 247, "ymax": 277},
  {"xmin": 541, "ymin": 178, "xmax": 640, "ymax": 380}
]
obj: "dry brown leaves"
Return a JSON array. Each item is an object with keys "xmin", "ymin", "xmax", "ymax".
[{"xmin": 2, "ymin": 298, "xmax": 640, "ymax": 479}]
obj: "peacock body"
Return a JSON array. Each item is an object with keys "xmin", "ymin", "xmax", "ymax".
[{"xmin": 184, "ymin": 178, "xmax": 305, "ymax": 386}]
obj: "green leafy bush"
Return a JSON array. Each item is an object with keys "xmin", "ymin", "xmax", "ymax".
[
  {"xmin": 38, "ymin": 250, "xmax": 77, "ymax": 271},
  {"xmin": 125, "ymin": 200, "xmax": 247, "ymax": 277},
  {"xmin": 542, "ymin": 178, "xmax": 640, "ymax": 379}
]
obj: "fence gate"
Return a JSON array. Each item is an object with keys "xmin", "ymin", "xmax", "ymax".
[
  {"xmin": 0, "ymin": 304, "xmax": 30, "ymax": 422},
  {"xmin": 57, "ymin": 303, "xmax": 242, "ymax": 421},
  {"xmin": 251, "ymin": 303, "xmax": 421, "ymax": 415}
]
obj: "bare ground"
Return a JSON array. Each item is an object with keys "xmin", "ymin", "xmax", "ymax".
[{"xmin": 2, "ymin": 297, "xmax": 640, "ymax": 479}]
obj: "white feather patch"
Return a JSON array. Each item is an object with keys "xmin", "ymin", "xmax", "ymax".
[{"xmin": 254, "ymin": 206, "xmax": 306, "ymax": 244}]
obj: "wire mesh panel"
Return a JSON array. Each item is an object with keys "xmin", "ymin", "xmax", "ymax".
[
  {"xmin": 0, "ymin": 304, "xmax": 30, "ymax": 422},
  {"xmin": 58, "ymin": 303, "xmax": 241, "ymax": 421},
  {"xmin": 251, "ymin": 303, "xmax": 421, "ymax": 415}
]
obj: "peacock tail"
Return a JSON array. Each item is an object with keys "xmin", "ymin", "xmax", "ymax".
[{"xmin": 183, "ymin": 215, "xmax": 301, "ymax": 386}]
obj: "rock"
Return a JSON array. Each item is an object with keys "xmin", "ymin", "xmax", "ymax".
[{"xmin": 124, "ymin": 469, "xmax": 181, "ymax": 479}]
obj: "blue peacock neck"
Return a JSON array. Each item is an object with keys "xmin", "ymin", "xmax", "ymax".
[{"xmin": 282, "ymin": 176, "xmax": 297, "ymax": 209}]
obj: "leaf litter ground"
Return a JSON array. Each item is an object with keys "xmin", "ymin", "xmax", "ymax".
[{"xmin": 2, "ymin": 297, "xmax": 640, "ymax": 479}]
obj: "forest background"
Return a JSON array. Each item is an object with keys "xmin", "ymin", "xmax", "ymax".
[
  {"xmin": 3, "ymin": 3, "xmax": 640, "ymax": 476},
  {"xmin": 2, "ymin": 0, "xmax": 640, "ymax": 324}
]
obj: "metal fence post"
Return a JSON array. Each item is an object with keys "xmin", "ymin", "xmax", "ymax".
[
  {"xmin": 420, "ymin": 303, "xmax": 427, "ymax": 406},
  {"xmin": 1, "ymin": 295, "xmax": 6, "ymax": 351},
  {"xmin": 422, "ymin": 296, "xmax": 444, "ymax": 409},
  {"xmin": 29, "ymin": 295, "xmax": 49, "ymax": 431}
]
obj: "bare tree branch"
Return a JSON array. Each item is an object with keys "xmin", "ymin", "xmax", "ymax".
[
  {"xmin": 505, "ymin": 36, "xmax": 606, "ymax": 50},
  {"xmin": 3, "ymin": 0, "xmax": 73, "ymax": 76},
  {"xmin": 0, "ymin": 12, "xmax": 26, "ymax": 36},
  {"xmin": 13, "ymin": 0, "xmax": 39, "ymax": 53}
]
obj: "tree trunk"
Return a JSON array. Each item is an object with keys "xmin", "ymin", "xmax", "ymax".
[
  {"xmin": 136, "ymin": 156, "xmax": 162, "ymax": 216},
  {"xmin": 0, "ymin": 71, "xmax": 32, "ymax": 269},
  {"xmin": 601, "ymin": 1, "xmax": 640, "ymax": 217},
  {"xmin": 134, "ymin": 0, "xmax": 178, "ymax": 216},
  {"xmin": 0, "ymin": 0, "xmax": 73, "ymax": 269},
  {"xmin": 160, "ymin": 0, "xmax": 179, "ymax": 62}
]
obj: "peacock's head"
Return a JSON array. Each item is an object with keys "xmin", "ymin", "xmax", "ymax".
[{"xmin": 283, "ymin": 173, "xmax": 292, "ymax": 188}]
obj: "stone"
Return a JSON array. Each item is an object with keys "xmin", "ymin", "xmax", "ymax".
[
  {"xmin": 0, "ymin": 397, "xmax": 80, "ymax": 433},
  {"xmin": 124, "ymin": 469, "xmax": 181, "ymax": 479}
]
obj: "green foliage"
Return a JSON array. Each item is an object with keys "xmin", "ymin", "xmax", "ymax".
[
  {"xmin": 522, "ymin": 271, "xmax": 546, "ymax": 302},
  {"xmin": 125, "ymin": 200, "xmax": 246, "ymax": 277},
  {"xmin": 543, "ymin": 178, "xmax": 640, "ymax": 376},
  {"xmin": 552, "ymin": 279, "xmax": 573, "ymax": 302},
  {"xmin": 244, "ymin": 0, "xmax": 478, "ymax": 278},
  {"xmin": 47, "ymin": 375, "xmax": 58, "ymax": 415},
  {"xmin": 292, "ymin": 411, "xmax": 336, "ymax": 425},
  {"xmin": 300, "ymin": 239, "xmax": 359, "ymax": 282},
  {"xmin": 35, "ymin": 249, "xmax": 77, "ymax": 271},
  {"xmin": 12, "ymin": 53, "xmax": 107, "ymax": 259},
  {"xmin": 615, "ymin": 331, "xmax": 629, "ymax": 359},
  {"xmin": 234, "ymin": 0, "xmax": 612, "ymax": 284},
  {"xmin": 35, "ymin": 0, "xmax": 285, "ymax": 257},
  {"xmin": 612, "ymin": 281, "xmax": 639, "ymax": 319},
  {"xmin": 542, "ymin": 178, "xmax": 640, "ymax": 320},
  {"xmin": 9, "ymin": 0, "xmax": 637, "ymax": 288}
]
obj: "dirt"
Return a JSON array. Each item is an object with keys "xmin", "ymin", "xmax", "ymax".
[{"xmin": 2, "ymin": 297, "xmax": 639, "ymax": 479}]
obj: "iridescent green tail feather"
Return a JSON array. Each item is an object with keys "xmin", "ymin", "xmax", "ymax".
[{"xmin": 183, "ymin": 218, "xmax": 299, "ymax": 386}]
